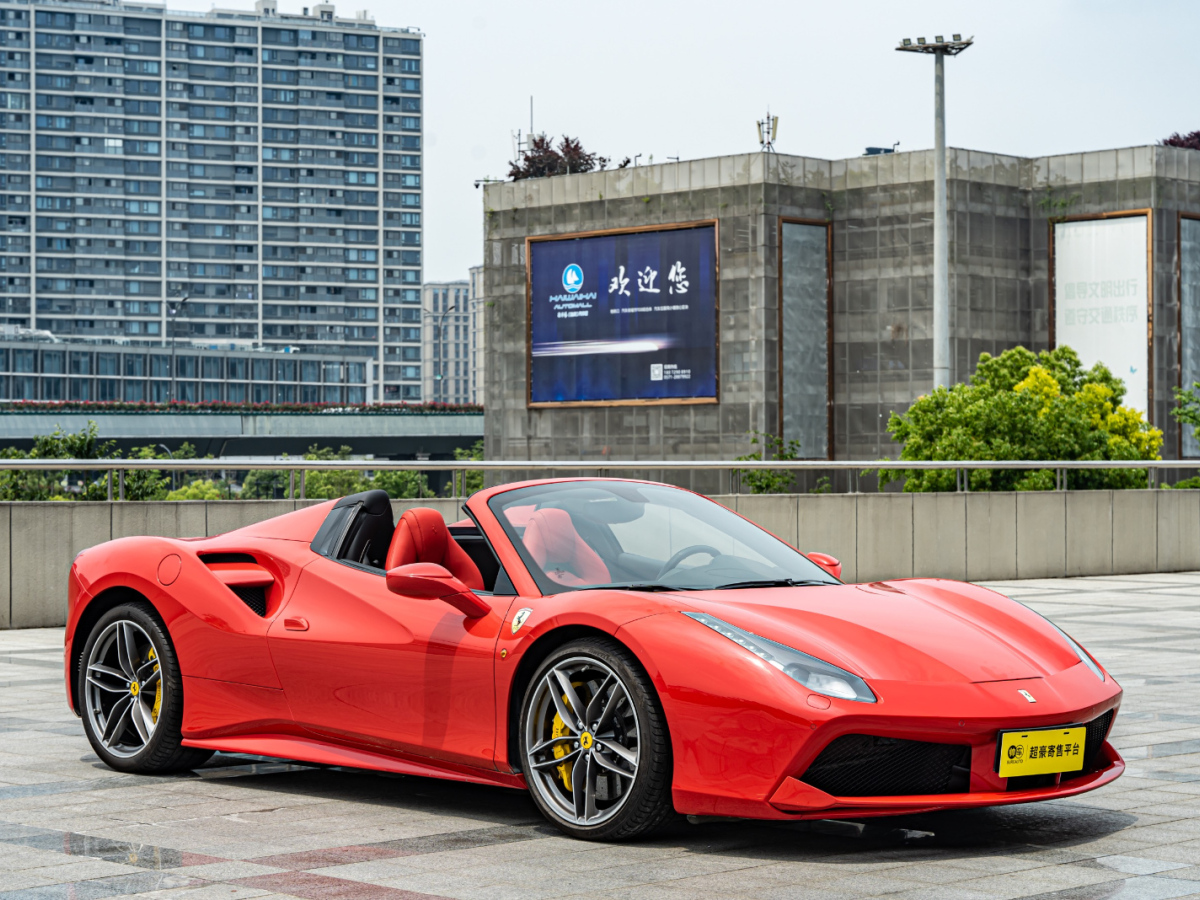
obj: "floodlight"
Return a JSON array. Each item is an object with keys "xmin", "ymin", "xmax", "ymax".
[
  {"xmin": 902, "ymin": 37, "xmax": 912, "ymax": 46},
  {"xmin": 935, "ymin": 35, "xmax": 944, "ymax": 42},
  {"xmin": 952, "ymin": 33, "xmax": 961, "ymax": 41},
  {"xmin": 917, "ymin": 37, "xmax": 926, "ymax": 44}
]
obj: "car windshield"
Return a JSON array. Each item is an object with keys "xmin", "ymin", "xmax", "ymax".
[{"xmin": 488, "ymin": 481, "xmax": 840, "ymax": 594}]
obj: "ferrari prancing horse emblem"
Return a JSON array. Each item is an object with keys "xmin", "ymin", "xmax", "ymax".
[
  {"xmin": 1018, "ymin": 689, "xmax": 1036, "ymax": 703},
  {"xmin": 511, "ymin": 608, "xmax": 533, "ymax": 634}
]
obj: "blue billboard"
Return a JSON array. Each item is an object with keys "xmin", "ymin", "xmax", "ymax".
[{"xmin": 528, "ymin": 224, "xmax": 718, "ymax": 405}]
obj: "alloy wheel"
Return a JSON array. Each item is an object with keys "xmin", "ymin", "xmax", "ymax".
[
  {"xmin": 83, "ymin": 619, "xmax": 163, "ymax": 759},
  {"xmin": 524, "ymin": 656, "xmax": 640, "ymax": 827}
]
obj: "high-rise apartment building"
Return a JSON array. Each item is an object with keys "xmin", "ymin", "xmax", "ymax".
[
  {"xmin": 421, "ymin": 279, "xmax": 472, "ymax": 404},
  {"xmin": 0, "ymin": 0, "xmax": 422, "ymax": 402}
]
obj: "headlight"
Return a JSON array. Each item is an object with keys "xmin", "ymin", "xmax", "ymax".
[
  {"xmin": 1047, "ymin": 622, "xmax": 1105, "ymax": 682},
  {"xmin": 682, "ymin": 611, "xmax": 876, "ymax": 702}
]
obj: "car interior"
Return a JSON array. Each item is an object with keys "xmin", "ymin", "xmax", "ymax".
[
  {"xmin": 493, "ymin": 488, "xmax": 676, "ymax": 587},
  {"xmin": 309, "ymin": 489, "xmax": 516, "ymax": 595}
]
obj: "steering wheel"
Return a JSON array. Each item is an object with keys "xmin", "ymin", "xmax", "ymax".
[{"xmin": 657, "ymin": 544, "xmax": 722, "ymax": 579}]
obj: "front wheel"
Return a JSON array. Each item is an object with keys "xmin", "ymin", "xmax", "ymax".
[
  {"xmin": 519, "ymin": 638, "xmax": 674, "ymax": 840},
  {"xmin": 79, "ymin": 601, "xmax": 212, "ymax": 774}
]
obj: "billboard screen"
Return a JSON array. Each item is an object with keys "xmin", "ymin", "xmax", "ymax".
[
  {"xmin": 527, "ymin": 223, "xmax": 718, "ymax": 406},
  {"xmin": 1053, "ymin": 215, "xmax": 1149, "ymax": 415}
]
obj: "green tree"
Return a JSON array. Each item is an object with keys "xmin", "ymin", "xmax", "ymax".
[
  {"xmin": 301, "ymin": 444, "xmax": 371, "ymax": 500},
  {"xmin": 0, "ymin": 422, "xmax": 115, "ymax": 501},
  {"xmin": 735, "ymin": 431, "xmax": 803, "ymax": 494},
  {"xmin": 240, "ymin": 467, "xmax": 291, "ymax": 499},
  {"xmin": 445, "ymin": 439, "xmax": 485, "ymax": 496},
  {"xmin": 121, "ymin": 442, "xmax": 200, "ymax": 501},
  {"xmin": 166, "ymin": 478, "xmax": 224, "ymax": 500},
  {"xmin": 1169, "ymin": 383, "xmax": 1200, "ymax": 489},
  {"xmin": 878, "ymin": 345, "xmax": 1162, "ymax": 492},
  {"xmin": 373, "ymin": 468, "xmax": 430, "ymax": 500}
]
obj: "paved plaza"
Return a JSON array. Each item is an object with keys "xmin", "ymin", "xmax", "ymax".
[{"xmin": 0, "ymin": 574, "xmax": 1199, "ymax": 899}]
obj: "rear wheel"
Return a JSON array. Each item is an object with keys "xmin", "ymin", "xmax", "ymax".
[
  {"xmin": 520, "ymin": 638, "xmax": 674, "ymax": 840},
  {"xmin": 79, "ymin": 601, "xmax": 212, "ymax": 774}
]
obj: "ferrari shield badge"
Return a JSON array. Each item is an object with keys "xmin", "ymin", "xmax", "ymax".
[{"xmin": 511, "ymin": 608, "xmax": 533, "ymax": 635}]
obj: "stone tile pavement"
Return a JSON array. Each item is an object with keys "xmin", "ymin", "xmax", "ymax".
[{"xmin": 1, "ymin": 573, "xmax": 1199, "ymax": 899}]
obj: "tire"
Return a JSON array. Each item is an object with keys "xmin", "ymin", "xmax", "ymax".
[
  {"xmin": 519, "ymin": 637, "xmax": 674, "ymax": 840},
  {"xmin": 78, "ymin": 601, "xmax": 212, "ymax": 774}
]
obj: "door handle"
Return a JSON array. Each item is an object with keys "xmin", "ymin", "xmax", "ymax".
[{"xmin": 284, "ymin": 617, "xmax": 309, "ymax": 632}]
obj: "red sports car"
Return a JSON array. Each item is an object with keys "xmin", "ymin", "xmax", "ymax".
[{"xmin": 64, "ymin": 478, "xmax": 1123, "ymax": 840}]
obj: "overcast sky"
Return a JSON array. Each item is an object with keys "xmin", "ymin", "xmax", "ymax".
[{"xmin": 172, "ymin": 0, "xmax": 1197, "ymax": 281}]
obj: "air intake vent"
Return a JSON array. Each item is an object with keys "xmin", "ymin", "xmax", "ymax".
[
  {"xmin": 802, "ymin": 735, "xmax": 971, "ymax": 797},
  {"xmin": 200, "ymin": 552, "xmax": 257, "ymax": 564},
  {"xmin": 230, "ymin": 584, "xmax": 267, "ymax": 617}
]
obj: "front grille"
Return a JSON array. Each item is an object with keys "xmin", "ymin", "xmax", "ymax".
[
  {"xmin": 231, "ymin": 584, "xmax": 266, "ymax": 617},
  {"xmin": 1008, "ymin": 708, "xmax": 1117, "ymax": 791},
  {"xmin": 1082, "ymin": 709, "xmax": 1115, "ymax": 770},
  {"xmin": 801, "ymin": 735, "xmax": 971, "ymax": 797}
]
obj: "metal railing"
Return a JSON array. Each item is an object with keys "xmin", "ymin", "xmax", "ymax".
[{"xmin": 0, "ymin": 458, "xmax": 1194, "ymax": 501}]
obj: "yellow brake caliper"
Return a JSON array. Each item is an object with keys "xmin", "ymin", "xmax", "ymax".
[
  {"xmin": 551, "ymin": 681, "xmax": 586, "ymax": 791},
  {"xmin": 147, "ymin": 648, "xmax": 161, "ymax": 724}
]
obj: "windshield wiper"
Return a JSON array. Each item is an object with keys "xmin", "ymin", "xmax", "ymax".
[
  {"xmin": 590, "ymin": 582, "xmax": 691, "ymax": 592},
  {"xmin": 713, "ymin": 579, "xmax": 833, "ymax": 590}
]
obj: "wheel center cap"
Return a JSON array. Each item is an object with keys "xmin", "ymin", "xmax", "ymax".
[
  {"xmin": 580, "ymin": 732, "xmax": 594, "ymax": 749},
  {"xmin": 129, "ymin": 681, "xmax": 139, "ymax": 697}
]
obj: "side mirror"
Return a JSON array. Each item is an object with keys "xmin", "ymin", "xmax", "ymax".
[
  {"xmin": 385, "ymin": 562, "xmax": 492, "ymax": 618},
  {"xmin": 806, "ymin": 552, "xmax": 842, "ymax": 581}
]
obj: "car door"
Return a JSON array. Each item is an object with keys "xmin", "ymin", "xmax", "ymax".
[{"xmin": 266, "ymin": 553, "xmax": 510, "ymax": 770}]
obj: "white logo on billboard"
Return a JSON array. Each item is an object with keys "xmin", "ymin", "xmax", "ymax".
[
  {"xmin": 608, "ymin": 265, "xmax": 631, "ymax": 297},
  {"xmin": 668, "ymin": 262, "xmax": 689, "ymax": 295},
  {"xmin": 562, "ymin": 264, "xmax": 583, "ymax": 294},
  {"xmin": 650, "ymin": 364, "xmax": 664, "ymax": 381},
  {"xmin": 637, "ymin": 266, "xmax": 661, "ymax": 294}
]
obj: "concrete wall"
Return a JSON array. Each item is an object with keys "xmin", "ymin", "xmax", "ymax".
[
  {"xmin": 711, "ymin": 489, "xmax": 1200, "ymax": 585},
  {"xmin": 3, "ymin": 490, "xmax": 1198, "ymax": 629},
  {"xmin": 1, "ymin": 497, "xmax": 466, "ymax": 629}
]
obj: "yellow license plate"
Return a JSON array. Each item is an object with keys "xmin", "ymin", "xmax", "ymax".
[{"xmin": 997, "ymin": 726, "xmax": 1086, "ymax": 778}]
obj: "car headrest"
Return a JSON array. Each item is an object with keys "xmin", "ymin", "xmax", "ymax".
[{"xmin": 385, "ymin": 507, "xmax": 484, "ymax": 591}]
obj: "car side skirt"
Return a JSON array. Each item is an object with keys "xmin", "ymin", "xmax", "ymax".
[{"xmin": 181, "ymin": 735, "xmax": 527, "ymax": 790}]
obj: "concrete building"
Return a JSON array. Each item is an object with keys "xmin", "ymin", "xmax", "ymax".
[
  {"xmin": 0, "ymin": 327, "xmax": 373, "ymax": 403},
  {"xmin": 420, "ymin": 279, "xmax": 472, "ymax": 404},
  {"xmin": 0, "ymin": 0, "xmax": 422, "ymax": 402},
  {"xmin": 481, "ymin": 145, "xmax": 1200, "ymax": 472}
]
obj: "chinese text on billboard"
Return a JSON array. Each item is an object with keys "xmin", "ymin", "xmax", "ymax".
[{"xmin": 528, "ymin": 224, "xmax": 718, "ymax": 405}]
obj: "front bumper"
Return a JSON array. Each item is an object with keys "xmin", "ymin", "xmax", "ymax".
[
  {"xmin": 619, "ymin": 612, "xmax": 1124, "ymax": 822},
  {"xmin": 768, "ymin": 740, "xmax": 1123, "ymax": 819}
]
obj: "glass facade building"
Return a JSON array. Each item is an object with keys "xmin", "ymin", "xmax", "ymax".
[
  {"xmin": 0, "ymin": 330, "xmax": 372, "ymax": 402},
  {"xmin": 421, "ymin": 279, "xmax": 473, "ymax": 404},
  {"xmin": 0, "ymin": 0, "xmax": 421, "ymax": 401}
]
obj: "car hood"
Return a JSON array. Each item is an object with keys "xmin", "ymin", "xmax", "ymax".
[{"xmin": 675, "ymin": 578, "xmax": 1082, "ymax": 684}]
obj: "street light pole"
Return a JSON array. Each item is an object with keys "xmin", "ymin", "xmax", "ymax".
[
  {"xmin": 167, "ymin": 294, "xmax": 188, "ymax": 402},
  {"xmin": 897, "ymin": 35, "xmax": 972, "ymax": 391},
  {"xmin": 425, "ymin": 304, "xmax": 456, "ymax": 404}
]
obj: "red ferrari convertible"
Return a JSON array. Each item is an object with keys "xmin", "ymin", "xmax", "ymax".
[{"xmin": 64, "ymin": 478, "xmax": 1123, "ymax": 840}]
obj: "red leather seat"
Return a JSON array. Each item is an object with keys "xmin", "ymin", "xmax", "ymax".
[
  {"xmin": 522, "ymin": 508, "xmax": 610, "ymax": 587},
  {"xmin": 385, "ymin": 508, "xmax": 484, "ymax": 591}
]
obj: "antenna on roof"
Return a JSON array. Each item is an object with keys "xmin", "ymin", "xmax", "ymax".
[{"xmin": 756, "ymin": 108, "xmax": 778, "ymax": 152}]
